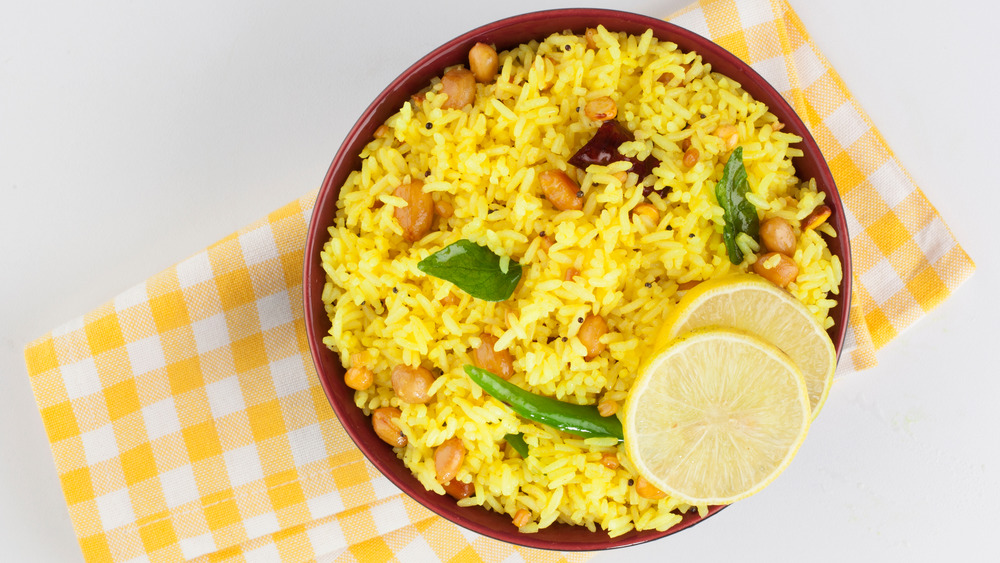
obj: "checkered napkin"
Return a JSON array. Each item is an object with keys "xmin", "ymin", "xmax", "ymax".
[{"xmin": 23, "ymin": 0, "xmax": 976, "ymax": 561}]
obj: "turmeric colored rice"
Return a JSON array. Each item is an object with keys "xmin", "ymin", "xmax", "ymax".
[{"xmin": 320, "ymin": 27, "xmax": 841, "ymax": 537}]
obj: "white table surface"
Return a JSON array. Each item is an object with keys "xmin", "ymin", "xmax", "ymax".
[{"xmin": 3, "ymin": 1, "xmax": 999, "ymax": 561}]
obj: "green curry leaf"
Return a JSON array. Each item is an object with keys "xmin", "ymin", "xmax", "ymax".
[
  {"xmin": 417, "ymin": 240, "xmax": 522, "ymax": 302},
  {"xmin": 714, "ymin": 147, "xmax": 759, "ymax": 264},
  {"xmin": 504, "ymin": 433, "xmax": 530, "ymax": 458}
]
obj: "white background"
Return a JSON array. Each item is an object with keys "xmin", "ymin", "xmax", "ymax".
[{"xmin": 2, "ymin": 1, "xmax": 999, "ymax": 561}]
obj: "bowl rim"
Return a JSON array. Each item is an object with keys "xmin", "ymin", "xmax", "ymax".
[{"xmin": 304, "ymin": 7, "xmax": 851, "ymax": 551}]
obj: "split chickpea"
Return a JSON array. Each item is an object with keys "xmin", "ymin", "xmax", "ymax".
[
  {"xmin": 579, "ymin": 314, "xmax": 608, "ymax": 360},
  {"xmin": 632, "ymin": 203, "xmax": 659, "ymax": 226},
  {"xmin": 635, "ymin": 476, "xmax": 668, "ymax": 500},
  {"xmin": 434, "ymin": 199, "xmax": 454, "ymax": 219},
  {"xmin": 584, "ymin": 96, "xmax": 617, "ymax": 121},
  {"xmin": 600, "ymin": 453, "xmax": 620, "ymax": 470}
]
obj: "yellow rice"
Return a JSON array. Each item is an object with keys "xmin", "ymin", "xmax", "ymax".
[{"xmin": 320, "ymin": 27, "xmax": 841, "ymax": 537}]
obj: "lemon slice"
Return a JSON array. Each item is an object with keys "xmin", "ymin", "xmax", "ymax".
[
  {"xmin": 655, "ymin": 274, "xmax": 837, "ymax": 418},
  {"xmin": 625, "ymin": 328, "xmax": 811, "ymax": 505}
]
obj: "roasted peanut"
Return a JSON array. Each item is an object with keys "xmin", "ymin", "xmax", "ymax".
[
  {"xmin": 753, "ymin": 252, "xmax": 799, "ymax": 288},
  {"xmin": 803, "ymin": 205, "xmax": 832, "ymax": 231},
  {"xmin": 597, "ymin": 397, "xmax": 618, "ymax": 417},
  {"xmin": 374, "ymin": 124, "xmax": 389, "ymax": 139},
  {"xmin": 584, "ymin": 96, "xmax": 617, "ymax": 121},
  {"xmin": 612, "ymin": 170, "xmax": 629, "ymax": 184},
  {"xmin": 473, "ymin": 333, "xmax": 514, "ymax": 380},
  {"xmin": 600, "ymin": 453, "xmax": 620, "ymax": 470},
  {"xmin": 441, "ymin": 68, "xmax": 476, "ymax": 109},
  {"xmin": 759, "ymin": 217, "xmax": 796, "ymax": 256},
  {"xmin": 393, "ymin": 180, "xmax": 435, "ymax": 242},
  {"xmin": 682, "ymin": 147, "xmax": 700, "ymax": 168},
  {"xmin": 632, "ymin": 203, "xmax": 659, "ymax": 226},
  {"xmin": 372, "ymin": 407, "xmax": 407, "ymax": 447},
  {"xmin": 390, "ymin": 364, "xmax": 435, "ymax": 404},
  {"xmin": 440, "ymin": 293, "xmax": 460, "ymax": 306},
  {"xmin": 715, "ymin": 124, "xmax": 739, "ymax": 151},
  {"xmin": 635, "ymin": 476, "xmax": 668, "ymax": 500},
  {"xmin": 585, "ymin": 28, "xmax": 599, "ymax": 49},
  {"xmin": 443, "ymin": 479, "xmax": 475, "ymax": 499},
  {"xmin": 434, "ymin": 437, "xmax": 466, "ymax": 483},
  {"xmin": 469, "ymin": 42, "xmax": 499, "ymax": 83},
  {"xmin": 344, "ymin": 366, "xmax": 374, "ymax": 390},
  {"xmin": 539, "ymin": 169, "xmax": 583, "ymax": 211},
  {"xmin": 579, "ymin": 314, "xmax": 608, "ymax": 360},
  {"xmin": 512, "ymin": 508, "xmax": 532, "ymax": 528}
]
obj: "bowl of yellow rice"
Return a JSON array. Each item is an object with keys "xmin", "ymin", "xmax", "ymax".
[{"xmin": 304, "ymin": 8, "xmax": 851, "ymax": 550}]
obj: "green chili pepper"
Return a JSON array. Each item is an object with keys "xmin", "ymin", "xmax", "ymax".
[
  {"xmin": 714, "ymin": 147, "xmax": 759, "ymax": 264},
  {"xmin": 504, "ymin": 433, "xmax": 530, "ymax": 457},
  {"xmin": 465, "ymin": 365, "xmax": 624, "ymax": 441}
]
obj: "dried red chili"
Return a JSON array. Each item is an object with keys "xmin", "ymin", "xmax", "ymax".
[{"xmin": 568, "ymin": 121, "xmax": 664, "ymax": 195}]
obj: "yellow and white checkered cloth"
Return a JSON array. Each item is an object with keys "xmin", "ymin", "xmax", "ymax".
[{"xmin": 23, "ymin": 0, "xmax": 976, "ymax": 561}]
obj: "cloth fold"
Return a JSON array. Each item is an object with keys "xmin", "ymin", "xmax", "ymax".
[{"xmin": 23, "ymin": 0, "xmax": 975, "ymax": 561}]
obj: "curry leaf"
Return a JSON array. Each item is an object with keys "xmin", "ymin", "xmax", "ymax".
[
  {"xmin": 417, "ymin": 240, "xmax": 522, "ymax": 301},
  {"xmin": 504, "ymin": 433, "xmax": 530, "ymax": 458},
  {"xmin": 715, "ymin": 147, "xmax": 759, "ymax": 264}
]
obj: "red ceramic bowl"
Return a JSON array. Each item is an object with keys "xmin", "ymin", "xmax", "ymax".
[{"xmin": 304, "ymin": 8, "xmax": 852, "ymax": 551}]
